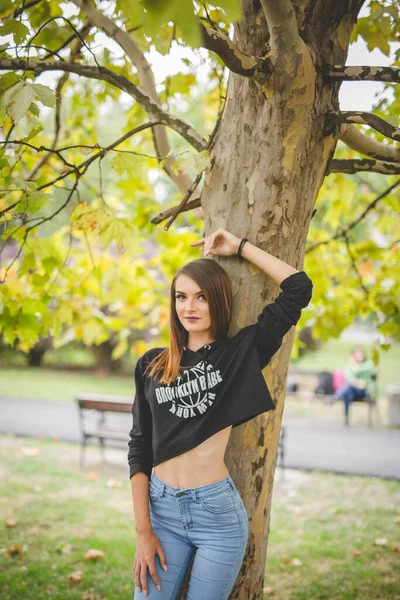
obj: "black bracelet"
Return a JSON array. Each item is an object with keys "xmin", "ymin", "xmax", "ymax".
[{"xmin": 237, "ymin": 237, "xmax": 248, "ymax": 259}]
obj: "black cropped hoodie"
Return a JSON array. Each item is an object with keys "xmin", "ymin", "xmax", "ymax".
[{"xmin": 127, "ymin": 270, "xmax": 313, "ymax": 480}]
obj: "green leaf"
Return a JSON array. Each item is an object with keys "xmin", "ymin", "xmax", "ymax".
[
  {"xmin": 31, "ymin": 83, "xmax": 56, "ymax": 108},
  {"xmin": 15, "ymin": 191, "xmax": 48, "ymax": 215},
  {"xmin": 81, "ymin": 320, "xmax": 107, "ymax": 346},
  {"xmin": 28, "ymin": 102, "xmax": 40, "ymax": 117},
  {"xmin": 111, "ymin": 337, "xmax": 128, "ymax": 360},
  {"xmin": 166, "ymin": 73, "xmax": 196, "ymax": 96},
  {"xmin": 117, "ymin": 0, "xmax": 142, "ymax": 25},
  {"xmin": 42, "ymin": 256, "xmax": 59, "ymax": 275},
  {"xmin": 2, "ymin": 81, "xmax": 35, "ymax": 124},
  {"xmin": 21, "ymin": 125, "xmax": 44, "ymax": 143},
  {"xmin": 142, "ymin": 0, "xmax": 201, "ymax": 48},
  {"xmin": 111, "ymin": 152, "xmax": 150, "ymax": 176},
  {"xmin": 0, "ymin": 0, "xmax": 14, "ymax": 19},
  {"xmin": 213, "ymin": 0, "xmax": 242, "ymax": 22},
  {"xmin": 71, "ymin": 202, "xmax": 109, "ymax": 232},
  {"xmin": 0, "ymin": 18, "xmax": 29, "ymax": 44},
  {"xmin": 0, "ymin": 72, "xmax": 20, "ymax": 93},
  {"xmin": 19, "ymin": 252, "xmax": 36, "ymax": 276}
]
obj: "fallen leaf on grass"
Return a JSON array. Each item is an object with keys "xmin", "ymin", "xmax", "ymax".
[
  {"xmin": 77, "ymin": 528, "xmax": 95, "ymax": 540},
  {"xmin": 281, "ymin": 556, "xmax": 291, "ymax": 563},
  {"xmin": 291, "ymin": 558, "xmax": 303, "ymax": 566},
  {"xmin": 380, "ymin": 571, "xmax": 389, "ymax": 579},
  {"xmin": 20, "ymin": 447, "xmax": 41, "ymax": 456},
  {"xmin": 5, "ymin": 518, "xmax": 17, "ymax": 527},
  {"xmin": 106, "ymin": 478, "xmax": 121, "ymax": 488},
  {"xmin": 262, "ymin": 586, "xmax": 275, "ymax": 594},
  {"xmin": 85, "ymin": 472, "xmax": 99, "ymax": 481},
  {"xmin": 351, "ymin": 550, "xmax": 362, "ymax": 557},
  {"xmin": 69, "ymin": 570, "xmax": 83, "ymax": 583},
  {"xmin": 6, "ymin": 544, "xmax": 22, "ymax": 557},
  {"xmin": 374, "ymin": 538, "xmax": 388, "ymax": 546},
  {"xmin": 392, "ymin": 545, "xmax": 399, "ymax": 552},
  {"xmin": 84, "ymin": 549, "xmax": 104, "ymax": 561},
  {"xmin": 56, "ymin": 542, "xmax": 73, "ymax": 555},
  {"xmin": 81, "ymin": 591, "xmax": 106, "ymax": 600}
]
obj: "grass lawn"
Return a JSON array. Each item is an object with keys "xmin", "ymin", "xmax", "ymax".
[
  {"xmin": 0, "ymin": 368, "xmax": 134, "ymax": 402},
  {"xmin": 0, "ymin": 434, "xmax": 399, "ymax": 600}
]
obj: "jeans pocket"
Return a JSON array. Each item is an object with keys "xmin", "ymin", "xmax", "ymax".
[
  {"xmin": 200, "ymin": 490, "xmax": 236, "ymax": 514},
  {"xmin": 239, "ymin": 503, "xmax": 249, "ymax": 526},
  {"xmin": 149, "ymin": 483, "xmax": 162, "ymax": 502}
]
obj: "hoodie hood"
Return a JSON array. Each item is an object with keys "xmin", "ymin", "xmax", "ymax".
[{"xmin": 182, "ymin": 337, "xmax": 227, "ymax": 356}]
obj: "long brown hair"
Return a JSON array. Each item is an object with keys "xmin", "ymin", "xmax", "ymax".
[{"xmin": 144, "ymin": 258, "xmax": 233, "ymax": 385}]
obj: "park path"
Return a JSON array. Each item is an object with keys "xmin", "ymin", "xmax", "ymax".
[{"xmin": 0, "ymin": 397, "xmax": 399, "ymax": 480}]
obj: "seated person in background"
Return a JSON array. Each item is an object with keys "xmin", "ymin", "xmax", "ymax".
[{"xmin": 334, "ymin": 345, "xmax": 377, "ymax": 425}]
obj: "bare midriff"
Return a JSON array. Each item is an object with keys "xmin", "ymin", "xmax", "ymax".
[{"xmin": 153, "ymin": 425, "xmax": 233, "ymax": 489}]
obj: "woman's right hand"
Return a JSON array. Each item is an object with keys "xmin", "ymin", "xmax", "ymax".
[
  {"xmin": 133, "ymin": 528, "xmax": 167, "ymax": 596},
  {"xmin": 189, "ymin": 228, "xmax": 241, "ymax": 258}
]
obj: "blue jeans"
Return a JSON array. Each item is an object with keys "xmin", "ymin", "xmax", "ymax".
[
  {"xmin": 133, "ymin": 471, "xmax": 249, "ymax": 600},
  {"xmin": 335, "ymin": 383, "xmax": 366, "ymax": 417}
]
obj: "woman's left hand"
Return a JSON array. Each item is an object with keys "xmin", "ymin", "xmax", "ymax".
[{"xmin": 189, "ymin": 228, "xmax": 242, "ymax": 257}]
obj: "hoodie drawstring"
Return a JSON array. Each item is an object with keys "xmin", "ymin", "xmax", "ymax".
[{"xmin": 203, "ymin": 344, "xmax": 211, "ymax": 402}]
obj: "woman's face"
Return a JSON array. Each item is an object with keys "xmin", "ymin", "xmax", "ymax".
[
  {"xmin": 174, "ymin": 274, "xmax": 212, "ymax": 335},
  {"xmin": 353, "ymin": 349, "xmax": 365, "ymax": 362}
]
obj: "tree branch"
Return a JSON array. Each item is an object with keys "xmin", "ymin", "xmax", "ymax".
[
  {"xmin": 199, "ymin": 23, "xmax": 267, "ymax": 80},
  {"xmin": 343, "ymin": 231, "xmax": 369, "ymax": 297},
  {"xmin": 306, "ymin": 178, "xmax": 400, "ymax": 253},
  {"xmin": 150, "ymin": 197, "xmax": 201, "ymax": 225},
  {"xmin": 339, "ymin": 124, "xmax": 400, "ymax": 163},
  {"xmin": 327, "ymin": 158, "xmax": 400, "ymax": 175},
  {"xmin": 260, "ymin": 0, "xmax": 300, "ymax": 50},
  {"xmin": 70, "ymin": 0, "xmax": 204, "ymax": 207},
  {"xmin": 156, "ymin": 170, "xmax": 204, "ymax": 231},
  {"xmin": 28, "ymin": 21, "xmax": 92, "ymax": 181},
  {"xmin": 324, "ymin": 65, "xmax": 400, "ymax": 83},
  {"xmin": 0, "ymin": 58, "xmax": 208, "ymax": 152},
  {"xmin": 330, "ymin": 111, "xmax": 400, "ymax": 142}
]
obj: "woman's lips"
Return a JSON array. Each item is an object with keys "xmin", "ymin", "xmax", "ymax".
[{"xmin": 186, "ymin": 317, "xmax": 199, "ymax": 321}]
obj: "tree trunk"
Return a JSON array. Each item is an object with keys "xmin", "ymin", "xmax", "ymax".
[
  {"xmin": 178, "ymin": 1, "xmax": 356, "ymax": 597},
  {"xmin": 28, "ymin": 337, "xmax": 53, "ymax": 367},
  {"xmin": 92, "ymin": 338, "xmax": 123, "ymax": 373}
]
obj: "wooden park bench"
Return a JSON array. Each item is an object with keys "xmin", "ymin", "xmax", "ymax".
[
  {"xmin": 285, "ymin": 367, "xmax": 380, "ymax": 427},
  {"xmin": 75, "ymin": 393, "xmax": 133, "ymax": 466}
]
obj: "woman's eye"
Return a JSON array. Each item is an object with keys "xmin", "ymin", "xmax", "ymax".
[{"xmin": 176, "ymin": 294, "xmax": 206, "ymax": 300}]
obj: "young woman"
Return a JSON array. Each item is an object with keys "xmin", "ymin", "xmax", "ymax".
[
  {"xmin": 128, "ymin": 228, "xmax": 313, "ymax": 599},
  {"xmin": 334, "ymin": 345, "xmax": 377, "ymax": 425}
]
